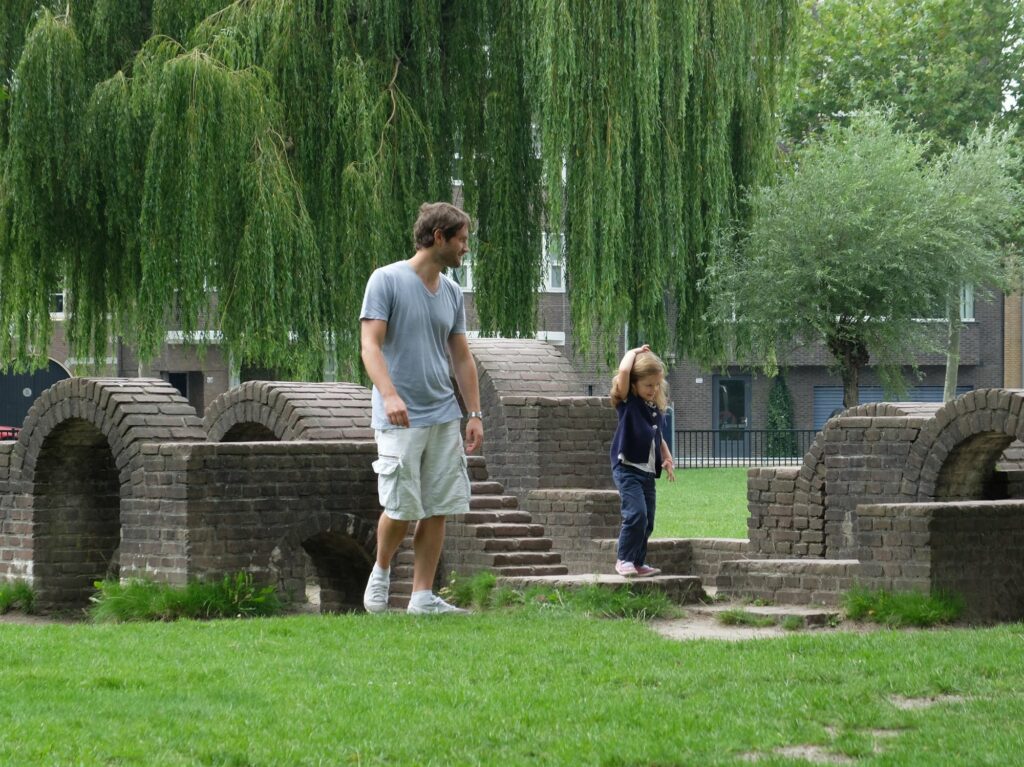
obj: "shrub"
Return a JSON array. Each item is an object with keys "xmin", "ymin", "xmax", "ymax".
[
  {"xmin": 90, "ymin": 572, "xmax": 282, "ymax": 623},
  {"xmin": 765, "ymin": 373, "xmax": 797, "ymax": 458},
  {"xmin": 844, "ymin": 587, "xmax": 964, "ymax": 628},
  {"xmin": 0, "ymin": 580, "xmax": 35, "ymax": 614}
]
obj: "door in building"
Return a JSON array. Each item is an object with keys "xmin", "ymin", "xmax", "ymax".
[
  {"xmin": 0, "ymin": 360, "xmax": 71, "ymax": 430},
  {"xmin": 713, "ymin": 375, "xmax": 751, "ymax": 459}
]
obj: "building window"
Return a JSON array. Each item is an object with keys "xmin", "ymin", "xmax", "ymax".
[
  {"xmin": 960, "ymin": 284, "xmax": 975, "ymax": 321},
  {"xmin": 451, "ymin": 253, "xmax": 474, "ymax": 292},
  {"xmin": 920, "ymin": 284, "xmax": 975, "ymax": 322},
  {"xmin": 542, "ymin": 232, "xmax": 565, "ymax": 292},
  {"xmin": 49, "ymin": 291, "xmax": 65, "ymax": 318}
]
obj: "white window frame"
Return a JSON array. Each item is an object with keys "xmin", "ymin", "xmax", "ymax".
[
  {"xmin": 49, "ymin": 291, "xmax": 65, "ymax": 320},
  {"xmin": 542, "ymin": 232, "xmax": 565, "ymax": 293},
  {"xmin": 451, "ymin": 252, "xmax": 474, "ymax": 293}
]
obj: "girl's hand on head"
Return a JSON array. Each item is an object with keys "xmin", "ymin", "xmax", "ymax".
[{"xmin": 630, "ymin": 344, "xmax": 650, "ymax": 356}]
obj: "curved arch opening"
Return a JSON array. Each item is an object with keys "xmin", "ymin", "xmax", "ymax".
[
  {"xmin": 32, "ymin": 418, "xmax": 120, "ymax": 609},
  {"xmin": 935, "ymin": 432, "xmax": 1017, "ymax": 501},
  {"xmin": 221, "ymin": 423, "xmax": 277, "ymax": 442},
  {"xmin": 273, "ymin": 525, "xmax": 374, "ymax": 613}
]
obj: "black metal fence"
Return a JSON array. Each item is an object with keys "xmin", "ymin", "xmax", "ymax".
[{"xmin": 672, "ymin": 429, "xmax": 818, "ymax": 468}]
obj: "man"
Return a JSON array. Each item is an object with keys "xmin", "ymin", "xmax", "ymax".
[{"xmin": 359, "ymin": 201, "xmax": 483, "ymax": 614}]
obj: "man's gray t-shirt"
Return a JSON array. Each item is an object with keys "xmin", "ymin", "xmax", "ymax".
[{"xmin": 360, "ymin": 261, "xmax": 466, "ymax": 429}]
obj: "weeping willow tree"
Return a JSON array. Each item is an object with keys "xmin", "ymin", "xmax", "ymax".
[{"xmin": 0, "ymin": 1, "xmax": 797, "ymax": 378}]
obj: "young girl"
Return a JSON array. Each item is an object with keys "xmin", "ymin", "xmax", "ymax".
[{"xmin": 609, "ymin": 344, "xmax": 676, "ymax": 577}]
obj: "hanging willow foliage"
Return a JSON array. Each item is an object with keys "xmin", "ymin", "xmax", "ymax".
[
  {"xmin": 0, "ymin": 8, "xmax": 88, "ymax": 367},
  {"xmin": 0, "ymin": 0, "xmax": 797, "ymax": 376}
]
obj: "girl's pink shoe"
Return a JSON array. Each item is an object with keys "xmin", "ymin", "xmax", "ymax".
[
  {"xmin": 635, "ymin": 565, "xmax": 661, "ymax": 577},
  {"xmin": 615, "ymin": 560, "xmax": 638, "ymax": 577}
]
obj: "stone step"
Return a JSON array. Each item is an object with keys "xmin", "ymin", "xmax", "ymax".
[
  {"xmin": 471, "ymin": 481, "xmax": 506, "ymax": 496},
  {"xmin": 494, "ymin": 564, "xmax": 570, "ymax": 577},
  {"xmin": 472, "ymin": 523, "xmax": 546, "ymax": 538},
  {"xmin": 689, "ymin": 602, "xmax": 842, "ymax": 628},
  {"xmin": 469, "ymin": 494, "xmax": 519, "ymax": 510},
  {"xmin": 490, "ymin": 552, "xmax": 562, "ymax": 567},
  {"xmin": 482, "ymin": 537, "xmax": 553, "ymax": 553},
  {"xmin": 467, "ymin": 455, "xmax": 489, "ymax": 481},
  {"xmin": 460, "ymin": 510, "xmax": 533, "ymax": 525},
  {"xmin": 499, "ymin": 573, "xmax": 705, "ymax": 605},
  {"xmin": 715, "ymin": 558, "xmax": 861, "ymax": 607}
]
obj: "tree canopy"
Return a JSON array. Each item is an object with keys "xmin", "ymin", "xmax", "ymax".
[
  {"xmin": 710, "ymin": 111, "xmax": 1022, "ymax": 407},
  {"xmin": 0, "ymin": 1, "xmax": 799, "ymax": 377},
  {"xmin": 786, "ymin": 0, "xmax": 1023, "ymax": 148}
]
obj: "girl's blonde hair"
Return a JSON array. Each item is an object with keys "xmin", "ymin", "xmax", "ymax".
[{"xmin": 610, "ymin": 351, "xmax": 670, "ymax": 411}]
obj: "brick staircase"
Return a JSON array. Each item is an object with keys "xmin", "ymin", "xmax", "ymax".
[{"xmin": 387, "ymin": 454, "xmax": 568, "ymax": 609}]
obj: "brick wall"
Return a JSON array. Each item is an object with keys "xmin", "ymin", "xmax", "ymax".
[
  {"xmin": 123, "ymin": 441, "xmax": 380, "ymax": 611},
  {"xmin": 484, "ymin": 396, "xmax": 616, "ymax": 502},
  {"xmin": 856, "ymin": 500, "xmax": 1024, "ymax": 621},
  {"xmin": 822, "ymin": 416, "xmax": 926, "ymax": 557},
  {"xmin": 525, "ymin": 488, "xmax": 620, "ymax": 573}
]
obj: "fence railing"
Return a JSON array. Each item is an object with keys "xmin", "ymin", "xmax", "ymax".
[{"xmin": 672, "ymin": 429, "xmax": 818, "ymax": 468}]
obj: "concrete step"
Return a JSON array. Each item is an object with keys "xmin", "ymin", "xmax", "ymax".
[
  {"xmin": 482, "ymin": 537, "xmax": 553, "ymax": 553},
  {"xmin": 499, "ymin": 573, "xmax": 706, "ymax": 605},
  {"xmin": 469, "ymin": 494, "xmax": 519, "ymax": 510},
  {"xmin": 689, "ymin": 602, "xmax": 842, "ymax": 628},
  {"xmin": 460, "ymin": 510, "xmax": 533, "ymax": 524},
  {"xmin": 472, "ymin": 523, "xmax": 546, "ymax": 538}
]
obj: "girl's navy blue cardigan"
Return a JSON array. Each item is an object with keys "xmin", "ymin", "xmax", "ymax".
[{"xmin": 609, "ymin": 393, "xmax": 667, "ymax": 479}]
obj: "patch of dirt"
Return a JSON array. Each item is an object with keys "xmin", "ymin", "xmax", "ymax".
[
  {"xmin": 742, "ymin": 745, "xmax": 856, "ymax": 764},
  {"xmin": 888, "ymin": 694, "xmax": 968, "ymax": 710},
  {"xmin": 649, "ymin": 613, "xmax": 880, "ymax": 642},
  {"xmin": 0, "ymin": 610, "xmax": 85, "ymax": 626}
]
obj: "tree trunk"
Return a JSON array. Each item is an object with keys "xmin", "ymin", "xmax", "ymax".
[
  {"xmin": 943, "ymin": 294, "xmax": 962, "ymax": 402},
  {"xmin": 827, "ymin": 332, "xmax": 870, "ymax": 409}
]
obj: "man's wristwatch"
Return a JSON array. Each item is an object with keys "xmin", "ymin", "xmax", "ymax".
[{"xmin": 467, "ymin": 411, "xmax": 483, "ymax": 420}]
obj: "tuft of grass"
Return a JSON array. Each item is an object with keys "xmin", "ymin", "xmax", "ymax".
[
  {"xmin": 844, "ymin": 586, "xmax": 964, "ymax": 628},
  {"xmin": 89, "ymin": 572, "xmax": 282, "ymax": 623},
  {"xmin": 717, "ymin": 608, "xmax": 777, "ymax": 628},
  {"xmin": 781, "ymin": 615, "xmax": 805, "ymax": 631},
  {"xmin": 0, "ymin": 579, "xmax": 35, "ymax": 614},
  {"xmin": 442, "ymin": 571, "xmax": 679, "ymax": 619}
]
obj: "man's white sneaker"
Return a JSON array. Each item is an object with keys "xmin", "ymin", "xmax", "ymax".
[
  {"xmin": 363, "ymin": 571, "xmax": 390, "ymax": 613},
  {"xmin": 407, "ymin": 593, "xmax": 469, "ymax": 615}
]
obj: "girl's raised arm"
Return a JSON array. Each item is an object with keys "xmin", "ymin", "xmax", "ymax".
[{"xmin": 610, "ymin": 344, "xmax": 650, "ymax": 406}]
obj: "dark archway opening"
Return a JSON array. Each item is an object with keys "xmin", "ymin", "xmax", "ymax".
[
  {"xmin": 936, "ymin": 432, "xmax": 1016, "ymax": 501},
  {"xmin": 273, "ymin": 528, "xmax": 374, "ymax": 613},
  {"xmin": 221, "ymin": 423, "xmax": 277, "ymax": 442},
  {"xmin": 32, "ymin": 418, "xmax": 120, "ymax": 609}
]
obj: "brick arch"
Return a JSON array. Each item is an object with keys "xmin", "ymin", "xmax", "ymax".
[
  {"xmin": 270, "ymin": 512, "xmax": 376, "ymax": 613},
  {"xmin": 469, "ymin": 338, "xmax": 583, "ymax": 409},
  {"xmin": 467, "ymin": 338, "xmax": 613, "ymax": 501},
  {"xmin": 907, "ymin": 389, "xmax": 1024, "ymax": 501},
  {"xmin": 12, "ymin": 378, "xmax": 203, "ymax": 490},
  {"xmin": 3, "ymin": 378, "xmax": 203, "ymax": 607},
  {"xmin": 204, "ymin": 381, "xmax": 372, "ymax": 443},
  {"xmin": 775, "ymin": 401, "xmax": 946, "ymax": 560}
]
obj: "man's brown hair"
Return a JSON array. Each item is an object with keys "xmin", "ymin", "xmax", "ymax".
[{"xmin": 413, "ymin": 202, "xmax": 471, "ymax": 249}]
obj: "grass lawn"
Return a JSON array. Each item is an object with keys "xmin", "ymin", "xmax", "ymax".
[
  {"xmin": 654, "ymin": 467, "xmax": 750, "ymax": 539},
  {"xmin": 1, "ymin": 613, "xmax": 1023, "ymax": 765}
]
